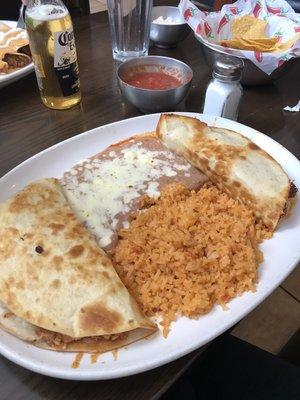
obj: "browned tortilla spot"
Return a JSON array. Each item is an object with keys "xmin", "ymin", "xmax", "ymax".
[
  {"xmin": 8, "ymin": 276, "xmax": 15, "ymax": 285},
  {"xmin": 268, "ymin": 211, "xmax": 278, "ymax": 221},
  {"xmin": 108, "ymin": 287, "xmax": 117, "ymax": 295},
  {"xmin": 3, "ymin": 311, "xmax": 13, "ymax": 319},
  {"xmin": 68, "ymin": 245, "xmax": 84, "ymax": 258},
  {"xmin": 79, "ymin": 302, "xmax": 123, "ymax": 333},
  {"xmin": 16, "ymin": 280, "xmax": 24, "ymax": 289},
  {"xmin": 200, "ymin": 157, "xmax": 209, "ymax": 166},
  {"xmin": 53, "ymin": 255, "xmax": 63, "ymax": 266},
  {"xmin": 71, "ymin": 225, "xmax": 86, "ymax": 237},
  {"xmin": 0, "ymin": 244, "xmax": 12, "ymax": 259},
  {"xmin": 51, "ymin": 279, "xmax": 61, "ymax": 289},
  {"xmin": 28, "ymin": 272, "xmax": 39, "ymax": 281},
  {"xmin": 101, "ymin": 259, "xmax": 111, "ymax": 268},
  {"xmin": 117, "ymin": 281, "xmax": 124, "ymax": 290},
  {"xmin": 55, "ymin": 265, "xmax": 62, "ymax": 272},
  {"xmin": 233, "ymin": 181, "xmax": 241, "ymax": 187},
  {"xmin": 9, "ymin": 186, "xmax": 57, "ymax": 213},
  {"xmin": 248, "ymin": 142, "xmax": 259, "ymax": 150},
  {"xmin": 101, "ymin": 271, "xmax": 110, "ymax": 279},
  {"xmin": 8, "ymin": 227, "xmax": 19, "ymax": 235},
  {"xmin": 6, "ymin": 291, "xmax": 16, "ymax": 307},
  {"xmin": 48, "ymin": 223, "xmax": 65, "ymax": 233},
  {"xmin": 68, "ymin": 275, "xmax": 76, "ymax": 285}
]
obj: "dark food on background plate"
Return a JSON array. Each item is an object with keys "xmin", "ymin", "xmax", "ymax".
[
  {"xmin": 0, "ymin": 179, "xmax": 156, "ymax": 352},
  {"xmin": 0, "ymin": 22, "xmax": 32, "ymax": 74},
  {"xmin": 0, "ymin": 114, "xmax": 297, "ymax": 351}
]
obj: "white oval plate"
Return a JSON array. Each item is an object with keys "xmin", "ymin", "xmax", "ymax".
[
  {"xmin": 0, "ymin": 21, "xmax": 34, "ymax": 89},
  {"xmin": 0, "ymin": 113, "xmax": 299, "ymax": 380}
]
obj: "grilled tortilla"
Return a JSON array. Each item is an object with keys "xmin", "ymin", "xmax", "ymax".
[
  {"xmin": 0, "ymin": 178, "xmax": 156, "ymax": 352},
  {"xmin": 157, "ymin": 114, "xmax": 295, "ymax": 231}
]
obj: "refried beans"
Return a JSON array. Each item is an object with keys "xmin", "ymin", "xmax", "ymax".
[{"xmin": 61, "ymin": 134, "xmax": 208, "ymax": 252}]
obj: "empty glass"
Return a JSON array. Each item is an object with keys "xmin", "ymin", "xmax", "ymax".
[{"xmin": 107, "ymin": 0, "xmax": 153, "ymax": 61}]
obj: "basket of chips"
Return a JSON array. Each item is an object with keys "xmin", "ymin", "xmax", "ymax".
[{"xmin": 179, "ymin": 0, "xmax": 300, "ymax": 85}]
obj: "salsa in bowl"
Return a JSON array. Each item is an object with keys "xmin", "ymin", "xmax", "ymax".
[{"xmin": 117, "ymin": 56, "xmax": 193, "ymax": 113}]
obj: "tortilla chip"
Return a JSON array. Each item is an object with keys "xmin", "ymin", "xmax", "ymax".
[
  {"xmin": 231, "ymin": 16, "xmax": 267, "ymax": 40},
  {"xmin": 220, "ymin": 37, "xmax": 278, "ymax": 52},
  {"xmin": 219, "ymin": 15, "xmax": 284, "ymax": 52}
]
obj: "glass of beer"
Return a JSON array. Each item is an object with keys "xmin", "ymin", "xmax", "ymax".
[
  {"xmin": 107, "ymin": 0, "xmax": 153, "ymax": 62},
  {"xmin": 25, "ymin": 0, "xmax": 81, "ymax": 110}
]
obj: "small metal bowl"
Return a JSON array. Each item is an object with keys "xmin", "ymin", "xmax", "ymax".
[
  {"xmin": 195, "ymin": 34, "xmax": 292, "ymax": 86},
  {"xmin": 150, "ymin": 6, "xmax": 190, "ymax": 49},
  {"xmin": 117, "ymin": 56, "xmax": 193, "ymax": 113}
]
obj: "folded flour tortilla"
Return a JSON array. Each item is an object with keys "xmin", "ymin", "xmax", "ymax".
[
  {"xmin": 0, "ymin": 178, "xmax": 156, "ymax": 352},
  {"xmin": 157, "ymin": 114, "xmax": 296, "ymax": 231}
]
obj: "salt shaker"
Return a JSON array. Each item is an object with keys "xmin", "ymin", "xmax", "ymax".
[{"xmin": 203, "ymin": 56, "xmax": 244, "ymax": 121}]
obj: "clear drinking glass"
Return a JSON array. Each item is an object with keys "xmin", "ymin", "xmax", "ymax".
[{"xmin": 107, "ymin": 0, "xmax": 153, "ymax": 61}]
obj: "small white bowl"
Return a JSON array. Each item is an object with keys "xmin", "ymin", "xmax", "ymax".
[{"xmin": 150, "ymin": 6, "xmax": 190, "ymax": 49}]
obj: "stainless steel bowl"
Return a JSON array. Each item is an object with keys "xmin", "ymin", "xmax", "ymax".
[
  {"xmin": 196, "ymin": 35, "xmax": 292, "ymax": 86},
  {"xmin": 117, "ymin": 56, "xmax": 193, "ymax": 113},
  {"xmin": 150, "ymin": 6, "xmax": 190, "ymax": 49}
]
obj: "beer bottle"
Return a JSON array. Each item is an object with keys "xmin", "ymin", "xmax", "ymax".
[{"xmin": 25, "ymin": 0, "xmax": 81, "ymax": 110}]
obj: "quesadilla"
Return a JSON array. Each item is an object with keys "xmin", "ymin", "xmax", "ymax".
[
  {"xmin": 0, "ymin": 178, "xmax": 156, "ymax": 352},
  {"xmin": 157, "ymin": 114, "xmax": 296, "ymax": 231}
]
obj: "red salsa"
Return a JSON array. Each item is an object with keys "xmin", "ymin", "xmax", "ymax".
[{"xmin": 125, "ymin": 72, "xmax": 181, "ymax": 90}]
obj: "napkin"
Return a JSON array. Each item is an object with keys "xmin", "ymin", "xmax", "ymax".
[
  {"xmin": 179, "ymin": 0, "xmax": 300, "ymax": 74},
  {"xmin": 283, "ymin": 100, "xmax": 300, "ymax": 111}
]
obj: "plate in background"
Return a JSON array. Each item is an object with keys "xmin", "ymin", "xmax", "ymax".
[{"xmin": 0, "ymin": 20, "xmax": 34, "ymax": 89}]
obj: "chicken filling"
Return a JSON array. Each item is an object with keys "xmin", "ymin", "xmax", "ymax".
[{"xmin": 35, "ymin": 327, "xmax": 128, "ymax": 349}]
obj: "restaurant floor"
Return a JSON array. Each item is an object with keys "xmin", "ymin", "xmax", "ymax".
[{"xmin": 162, "ymin": 333, "xmax": 300, "ymax": 400}]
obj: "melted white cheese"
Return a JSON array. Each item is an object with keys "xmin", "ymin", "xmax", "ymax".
[{"xmin": 62, "ymin": 142, "xmax": 191, "ymax": 248}]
